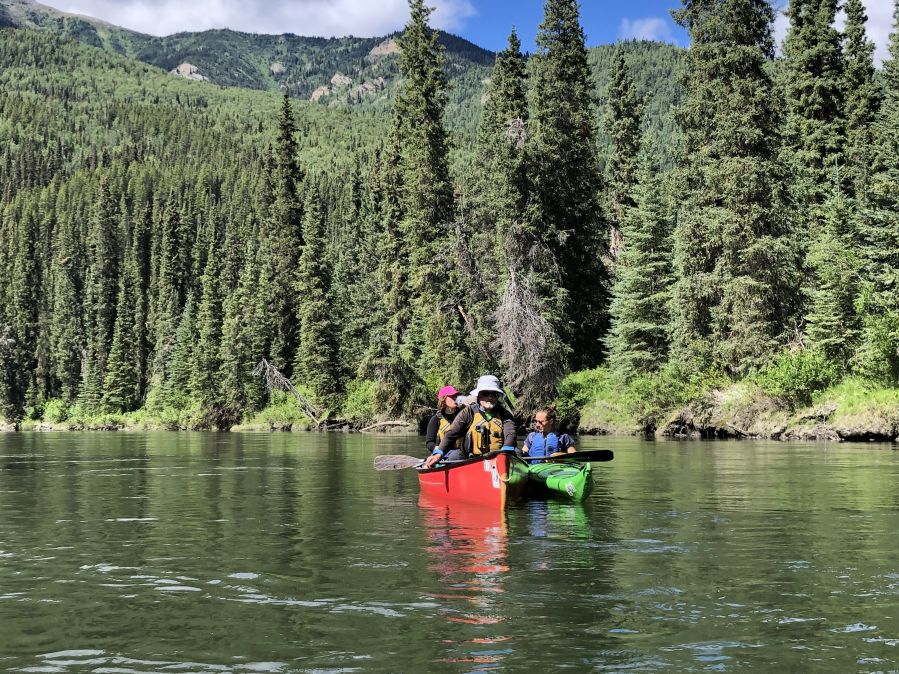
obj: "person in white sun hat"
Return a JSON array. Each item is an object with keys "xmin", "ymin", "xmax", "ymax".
[{"xmin": 424, "ymin": 374, "xmax": 517, "ymax": 467}]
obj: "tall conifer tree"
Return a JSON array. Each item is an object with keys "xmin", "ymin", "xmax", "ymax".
[
  {"xmin": 475, "ymin": 28, "xmax": 568, "ymax": 410},
  {"xmin": 782, "ymin": 0, "xmax": 845, "ymax": 223},
  {"xmin": 842, "ymin": 0, "xmax": 880, "ymax": 198},
  {"xmin": 388, "ymin": 0, "xmax": 465, "ymax": 401},
  {"xmin": 805, "ymin": 185, "xmax": 861, "ymax": 360},
  {"xmin": 671, "ymin": 0, "xmax": 798, "ymax": 373},
  {"xmin": 529, "ymin": 0, "xmax": 607, "ymax": 369},
  {"xmin": 603, "ymin": 46, "xmax": 644, "ymax": 268},
  {"xmin": 81, "ymin": 176, "xmax": 119, "ymax": 407},
  {"xmin": 293, "ymin": 186, "xmax": 340, "ymax": 409},
  {"xmin": 50, "ymin": 209, "xmax": 84, "ymax": 402},
  {"xmin": 856, "ymin": 1, "xmax": 899, "ymax": 383},
  {"xmin": 606, "ymin": 151, "xmax": 673, "ymax": 377},
  {"xmin": 260, "ymin": 92, "xmax": 305, "ymax": 375}
]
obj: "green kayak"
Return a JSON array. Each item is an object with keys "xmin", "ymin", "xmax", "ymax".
[{"xmin": 527, "ymin": 461, "xmax": 593, "ymax": 501}]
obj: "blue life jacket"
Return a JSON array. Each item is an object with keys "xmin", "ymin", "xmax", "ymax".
[{"xmin": 528, "ymin": 432, "xmax": 559, "ymax": 459}]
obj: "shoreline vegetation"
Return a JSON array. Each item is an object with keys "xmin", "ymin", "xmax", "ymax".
[
  {"xmin": 4, "ymin": 370, "xmax": 897, "ymax": 443},
  {"xmin": 2, "ymin": 0, "xmax": 899, "ymax": 439}
]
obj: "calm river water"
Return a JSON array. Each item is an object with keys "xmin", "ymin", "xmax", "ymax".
[{"xmin": 1, "ymin": 433, "xmax": 898, "ymax": 672}]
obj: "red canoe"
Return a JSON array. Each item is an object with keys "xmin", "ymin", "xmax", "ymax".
[{"xmin": 417, "ymin": 453, "xmax": 529, "ymax": 509}]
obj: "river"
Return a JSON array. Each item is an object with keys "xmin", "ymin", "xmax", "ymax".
[{"xmin": 1, "ymin": 433, "xmax": 898, "ymax": 672}]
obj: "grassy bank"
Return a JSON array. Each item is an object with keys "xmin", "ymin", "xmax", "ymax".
[{"xmin": 556, "ymin": 366, "xmax": 899, "ymax": 442}]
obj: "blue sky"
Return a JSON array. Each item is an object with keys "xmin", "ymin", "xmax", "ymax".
[
  {"xmin": 457, "ymin": 1, "xmax": 688, "ymax": 52},
  {"xmin": 53, "ymin": 0, "xmax": 892, "ymax": 63}
]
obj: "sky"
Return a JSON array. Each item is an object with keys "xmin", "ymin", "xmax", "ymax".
[{"xmin": 50, "ymin": 0, "xmax": 894, "ymax": 63}]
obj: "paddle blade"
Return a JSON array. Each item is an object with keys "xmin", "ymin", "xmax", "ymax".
[
  {"xmin": 521, "ymin": 449, "xmax": 614, "ymax": 463},
  {"xmin": 373, "ymin": 455, "xmax": 424, "ymax": 471}
]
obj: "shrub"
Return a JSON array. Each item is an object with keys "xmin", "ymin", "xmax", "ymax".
[
  {"xmin": 751, "ymin": 348, "xmax": 842, "ymax": 407},
  {"xmin": 341, "ymin": 379, "xmax": 377, "ymax": 425},
  {"xmin": 624, "ymin": 361, "xmax": 721, "ymax": 427},
  {"xmin": 247, "ymin": 391, "xmax": 314, "ymax": 429},
  {"xmin": 556, "ymin": 368, "xmax": 615, "ymax": 428},
  {"xmin": 42, "ymin": 399, "xmax": 70, "ymax": 423}
]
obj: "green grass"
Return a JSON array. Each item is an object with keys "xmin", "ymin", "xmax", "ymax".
[{"xmin": 234, "ymin": 392, "xmax": 315, "ymax": 431}]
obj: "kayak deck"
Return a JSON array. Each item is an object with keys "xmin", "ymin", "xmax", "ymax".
[{"xmin": 526, "ymin": 461, "xmax": 593, "ymax": 501}]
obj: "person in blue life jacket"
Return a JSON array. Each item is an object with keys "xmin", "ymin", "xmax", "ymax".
[
  {"xmin": 522, "ymin": 406, "xmax": 576, "ymax": 462},
  {"xmin": 424, "ymin": 385, "xmax": 462, "ymax": 456},
  {"xmin": 423, "ymin": 374, "xmax": 517, "ymax": 468}
]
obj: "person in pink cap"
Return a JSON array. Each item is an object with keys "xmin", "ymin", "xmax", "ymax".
[{"xmin": 424, "ymin": 385, "xmax": 462, "ymax": 456}]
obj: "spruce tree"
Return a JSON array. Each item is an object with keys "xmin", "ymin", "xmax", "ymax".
[
  {"xmin": 842, "ymin": 0, "xmax": 880, "ymax": 198},
  {"xmin": 671, "ymin": 0, "xmax": 798, "ymax": 373},
  {"xmin": 603, "ymin": 46, "xmax": 644, "ymax": 269},
  {"xmin": 782, "ymin": 0, "xmax": 845, "ymax": 224},
  {"xmin": 81, "ymin": 176, "xmax": 120, "ymax": 408},
  {"xmin": 362, "ymin": 141, "xmax": 422, "ymax": 418},
  {"xmin": 0, "ymin": 206, "xmax": 39, "ymax": 418},
  {"xmin": 804, "ymin": 185, "xmax": 861, "ymax": 361},
  {"xmin": 856, "ymin": 1, "xmax": 899, "ymax": 383},
  {"xmin": 260, "ymin": 92, "xmax": 305, "ymax": 375},
  {"xmin": 219, "ymin": 247, "xmax": 267, "ymax": 420},
  {"xmin": 49, "ymin": 210, "xmax": 84, "ymax": 402},
  {"xmin": 190, "ymin": 240, "xmax": 224, "ymax": 412},
  {"xmin": 386, "ymin": 0, "xmax": 465, "ymax": 403},
  {"xmin": 101, "ymin": 251, "xmax": 141, "ymax": 412},
  {"xmin": 160, "ymin": 296, "xmax": 196, "ymax": 409},
  {"xmin": 529, "ymin": 0, "xmax": 607, "ymax": 369},
  {"xmin": 470, "ymin": 29, "xmax": 531, "ymax": 374},
  {"xmin": 293, "ymin": 186, "xmax": 340, "ymax": 410},
  {"xmin": 606, "ymin": 151, "xmax": 673, "ymax": 377},
  {"xmin": 473, "ymin": 28, "xmax": 530, "ymax": 275}
]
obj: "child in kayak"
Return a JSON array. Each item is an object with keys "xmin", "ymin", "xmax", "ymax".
[{"xmin": 522, "ymin": 407, "xmax": 576, "ymax": 461}]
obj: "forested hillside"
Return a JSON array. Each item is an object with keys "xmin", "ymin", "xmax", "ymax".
[
  {"xmin": 0, "ymin": 0, "xmax": 684, "ymax": 151},
  {"xmin": 0, "ymin": 0, "xmax": 896, "ymax": 439}
]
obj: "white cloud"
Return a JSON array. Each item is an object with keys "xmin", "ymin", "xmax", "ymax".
[
  {"xmin": 774, "ymin": 0, "xmax": 893, "ymax": 65},
  {"xmin": 858, "ymin": 0, "xmax": 893, "ymax": 66},
  {"xmin": 617, "ymin": 17, "xmax": 675, "ymax": 43},
  {"xmin": 52, "ymin": 0, "xmax": 476, "ymax": 38}
]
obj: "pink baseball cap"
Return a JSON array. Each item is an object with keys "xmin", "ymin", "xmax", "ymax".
[{"xmin": 437, "ymin": 385, "xmax": 458, "ymax": 398}]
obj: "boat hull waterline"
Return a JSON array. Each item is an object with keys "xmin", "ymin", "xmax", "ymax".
[{"xmin": 417, "ymin": 453, "xmax": 529, "ymax": 508}]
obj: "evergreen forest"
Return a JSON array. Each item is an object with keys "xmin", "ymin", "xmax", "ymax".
[{"xmin": 0, "ymin": 0, "xmax": 897, "ymax": 439}]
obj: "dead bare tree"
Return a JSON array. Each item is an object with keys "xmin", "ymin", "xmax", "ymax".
[
  {"xmin": 253, "ymin": 358, "xmax": 322, "ymax": 426},
  {"xmin": 493, "ymin": 269, "xmax": 567, "ymax": 416}
]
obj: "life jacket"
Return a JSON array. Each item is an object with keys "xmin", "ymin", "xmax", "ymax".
[
  {"xmin": 466, "ymin": 408, "xmax": 505, "ymax": 455},
  {"xmin": 528, "ymin": 432, "xmax": 559, "ymax": 459},
  {"xmin": 436, "ymin": 414, "xmax": 462, "ymax": 449}
]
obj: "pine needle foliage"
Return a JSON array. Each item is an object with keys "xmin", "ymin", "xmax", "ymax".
[
  {"xmin": 670, "ymin": 0, "xmax": 799, "ymax": 375},
  {"xmin": 529, "ymin": 0, "xmax": 608, "ymax": 370}
]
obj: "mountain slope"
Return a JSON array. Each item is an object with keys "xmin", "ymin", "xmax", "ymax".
[
  {"xmin": 0, "ymin": 0, "xmax": 495, "ymax": 99},
  {"xmin": 0, "ymin": 0, "xmax": 685, "ymax": 159}
]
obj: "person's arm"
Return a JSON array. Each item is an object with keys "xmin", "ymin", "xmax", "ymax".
[
  {"xmin": 424, "ymin": 415, "xmax": 440, "ymax": 453},
  {"xmin": 561, "ymin": 433, "xmax": 577, "ymax": 453},
  {"xmin": 501, "ymin": 415, "xmax": 517, "ymax": 449},
  {"xmin": 521, "ymin": 431, "xmax": 533, "ymax": 455}
]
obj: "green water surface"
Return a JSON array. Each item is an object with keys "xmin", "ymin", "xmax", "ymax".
[{"xmin": 1, "ymin": 433, "xmax": 898, "ymax": 672}]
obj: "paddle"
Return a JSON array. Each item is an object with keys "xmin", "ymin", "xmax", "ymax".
[
  {"xmin": 373, "ymin": 448, "xmax": 614, "ymax": 471},
  {"xmin": 373, "ymin": 455, "xmax": 425, "ymax": 471},
  {"xmin": 519, "ymin": 449, "xmax": 614, "ymax": 463}
]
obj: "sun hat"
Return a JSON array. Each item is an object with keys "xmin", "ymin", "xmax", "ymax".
[
  {"xmin": 437, "ymin": 385, "xmax": 458, "ymax": 398},
  {"xmin": 470, "ymin": 374, "xmax": 504, "ymax": 397}
]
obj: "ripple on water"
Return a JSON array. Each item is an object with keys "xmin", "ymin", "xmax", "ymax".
[{"xmin": 29, "ymin": 651, "xmax": 291, "ymax": 674}]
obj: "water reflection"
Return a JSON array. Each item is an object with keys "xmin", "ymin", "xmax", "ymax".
[{"xmin": 419, "ymin": 495, "xmax": 512, "ymax": 669}]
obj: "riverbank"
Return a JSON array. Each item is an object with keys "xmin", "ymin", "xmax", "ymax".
[
  {"xmin": 3, "ymin": 372, "xmax": 897, "ymax": 442},
  {"xmin": 566, "ymin": 371, "xmax": 899, "ymax": 443}
]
